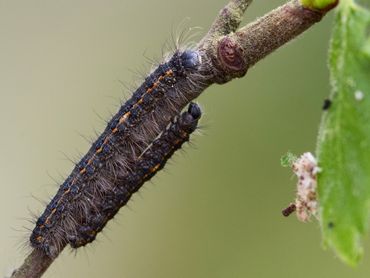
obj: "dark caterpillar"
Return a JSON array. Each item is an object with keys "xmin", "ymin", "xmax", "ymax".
[
  {"xmin": 68, "ymin": 102, "xmax": 201, "ymax": 247},
  {"xmin": 30, "ymin": 50, "xmax": 202, "ymax": 258}
]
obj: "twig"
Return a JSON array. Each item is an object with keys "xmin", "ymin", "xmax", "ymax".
[
  {"xmin": 9, "ymin": 0, "xmax": 337, "ymax": 277},
  {"xmin": 10, "ymin": 250, "xmax": 54, "ymax": 278},
  {"xmin": 199, "ymin": 0, "xmax": 335, "ymax": 83}
]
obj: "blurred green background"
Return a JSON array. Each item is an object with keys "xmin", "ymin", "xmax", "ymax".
[{"xmin": 0, "ymin": 0, "xmax": 369, "ymax": 277}]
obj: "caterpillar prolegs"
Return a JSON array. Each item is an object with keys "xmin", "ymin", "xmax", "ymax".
[{"xmin": 30, "ymin": 49, "xmax": 203, "ymax": 258}]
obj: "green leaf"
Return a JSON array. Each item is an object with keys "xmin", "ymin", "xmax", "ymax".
[{"xmin": 316, "ymin": 0, "xmax": 370, "ymax": 266}]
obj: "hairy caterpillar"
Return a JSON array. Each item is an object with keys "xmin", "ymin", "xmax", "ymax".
[
  {"xmin": 30, "ymin": 49, "xmax": 204, "ymax": 258},
  {"xmin": 68, "ymin": 102, "xmax": 201, "ymax": 247}
]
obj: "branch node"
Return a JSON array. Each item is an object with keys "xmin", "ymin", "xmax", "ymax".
[{"xmin": 215, "ymin": 36, "xmax": 248, "ymax": 83}]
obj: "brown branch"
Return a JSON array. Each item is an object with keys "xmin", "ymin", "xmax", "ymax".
[
  {"xmin": 9, "ymin": 0, "xmax": 336, "ymax": 277},
  {"xmin": 202, "ymin": 0, "xmax": 253, "ymax": 39},
  {"xmin": 10, "ymin": 250, "xmax": 54, "ymax": 278},
  {"xmin": 199, "ymin": 0, "xmax": 335, "ymax": 83}
]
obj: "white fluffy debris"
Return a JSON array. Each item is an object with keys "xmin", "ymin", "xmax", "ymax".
[{"xmin": 291, "ymin": 152, "xmax": 320, "ymax": 222}]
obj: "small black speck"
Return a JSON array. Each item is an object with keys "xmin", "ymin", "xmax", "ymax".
[
  {"xmin": 328, "ymin": 222, "xmax": 335, "ymax": 229},
  {"xmin": 322, "ymin": 99, "xmax": 332, "ymax": 110}
]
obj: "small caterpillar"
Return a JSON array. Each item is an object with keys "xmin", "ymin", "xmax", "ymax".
[
  {"xmin": 30, "ymin": 49, "xmax": 202, "ymax": 258},
  {"xmin": 68, "ymin": 102, "xmax": 201, "ymax": 247}
]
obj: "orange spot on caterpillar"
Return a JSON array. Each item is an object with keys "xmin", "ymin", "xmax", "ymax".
[
  {"xmin": 119, "ymin": 112, "xmax": 131, "ymax": 124},
  {"xmin": 112, "ymin": 128, "xmax": 118, "ymax": 133},
  {"xmin": 36, "ymin": 236, "xmax": 43, "ymax": 242},
  {"xmin": 144, "ymin": 71, "xmax": 173, "ymax": 94},
  {"xmin": 87, "ymin": 157, "xmax": 94, "ymax": 165},
  {"xmin": 153, "ymin": 81, "xmax": 159, "ymax": 88},
  {"xmin": 151, "ymin": 164, "xmax": 161, "ymax": 173},
  {"xmin": 80, "ymin": 168, "xmax": 86, "ymax": 174}
]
